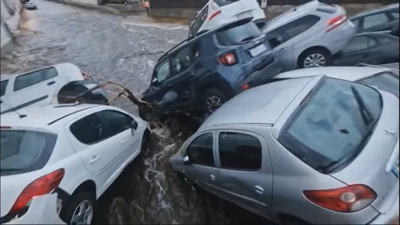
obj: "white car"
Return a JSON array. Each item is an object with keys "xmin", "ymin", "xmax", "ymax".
[
  {"xmin": 269, "ymin": 65, "xmax": 399, "ymax": 97},
  {"xmin": 0, "ymin": 63, "xmax": 107, "ymax": 114},
  {"xmin": 188, "ymin": 0, "xmax": 267, "ymax": 38},
  {"xmin": 0, "ymin": 103, "xmax": 151, "ymax": 224}
]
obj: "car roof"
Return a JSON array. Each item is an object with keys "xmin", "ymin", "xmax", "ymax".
[
  {"xmin": 272, "ymin": 66, "xmax": 390, "ymax": 81},
  {"xmin": 199, "ymin": 76, "xmax": 317, "ymax": 130},
  {"xmin": 0, "ymin": 104, "xmax": 101, "ymax": 128},
  {"xmin": 0, "ymin": 63, "xmax": 79, "ymax": 81},
  {"xmin": 264, "ymin": 0, "xmax": 319, "ymax": 32},
  {"xmin": 351, "ymin": 3, "xmax": 399, "ymax": 19}
]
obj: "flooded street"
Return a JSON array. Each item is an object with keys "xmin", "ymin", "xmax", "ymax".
[{"xmin": 0, "ymin": 1, "xmax": 271, "ymax": 224}]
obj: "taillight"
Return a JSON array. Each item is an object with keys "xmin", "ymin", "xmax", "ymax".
[
  {"xmin": 10, "ymin": 169, "xmax": 65, "ymax": 213},
  {"xmin": 218, "ymin": 52, "xmax": 237, "ymax": 66},
  {"xmin": 326, "ymin": 14, "xmax": 347, "ymax": 32},
  {"xmin": 303, "ymin": 184, "xmax": 377, "ymax": 213},
  {"xmin": 209, "ymin": 10, "xmax": 221, "ymax": 20}
]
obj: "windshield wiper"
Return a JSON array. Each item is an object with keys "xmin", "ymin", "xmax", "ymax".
[
  {"xmin": 315, "ymin": 158, "xmax": 343, "ymax": 173},
  {"xmin": 351, "ymin": 86, "xmax": 373, "ymax": 125},
  {"xmin": 240, "ymin": 36, "xmax": 255, "ymax": 43}
]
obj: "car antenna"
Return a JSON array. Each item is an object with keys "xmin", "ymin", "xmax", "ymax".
[{"xmin": 1, "ymin": 101, "xmax": 27, "ymax": 118}]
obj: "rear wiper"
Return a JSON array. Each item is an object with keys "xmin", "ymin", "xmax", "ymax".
[
  {"xmin": 315, "ymin": 158, "xmax": 343, "ymax": 173},
  {"xmin": 351, "ymin": 86, "xmax": 373, "ymax": 125},
  {"xmin": 0, "ymin": 168, "xmax": 22, "ymax": 172},
  {"xmin": 240, "ymin": 36, "xmax": 255, "ymax": 43}
]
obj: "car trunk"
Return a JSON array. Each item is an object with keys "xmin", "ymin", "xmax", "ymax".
[{"xmin": 330, "ymin": 90, "xmax": 399, "ymax": 214}]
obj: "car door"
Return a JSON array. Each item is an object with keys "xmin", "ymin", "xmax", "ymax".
[
  {"xmin": 96, "ymin": 109, "xmax": 141, "ymax": 172},
  {"xmin": 333, "ymin": 35, "xmax": 380, "ymax": 66},
  {"xmin": 265, "ymin": 27, "xmax": 294, "ymax": 71},
  {"xmin": 3, "ymin": 67, "xmax": 59, "ymax": 113},
  {"xmin": 214, "ymin": 130, "xmax": 273, "ymax": 217},
  {"xmin": 181, "ymin": 132, "xmax": 221, "ymax": 196},
  {"xmin": 164, "ymin": 43, "xmax": 200, "ymax": 112},
  {"xmin": 66, "ymin": 112, "xmax": 122, "ymax": 194},
  {"xmin": 360, "ymin": 12, "xmax": 392, "ymax": 33},
  {"xmin": 0, "ymin": 79, "xmax": 11, "ymax": 113}
]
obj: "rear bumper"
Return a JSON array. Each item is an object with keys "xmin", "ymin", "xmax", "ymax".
[
  {"xmin": 5, "ymin": 194, "xmax": 65, "ymax": 224},
  {"xmin": 369, "ymin": 194, "xmax": 399, "ymax": 224},
  {"xmin": 232, "ymin": 59, "xmax": 282, "ymax": 95}
]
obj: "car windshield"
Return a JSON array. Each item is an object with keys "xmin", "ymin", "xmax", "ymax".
[
  {"xmin": 216, "ymin": 22, "xmax": 262, "ymax": 46},
  {"xmin": 278, "ymin": 77, "xmax": 383, "ymax": 173},
  {"xmin": 357, "ymin": 71, "xmax": 399, "ymax": 97},
  {"xmin": 1, "ymin": 129, "xmax": 57, "ymax": 176}
]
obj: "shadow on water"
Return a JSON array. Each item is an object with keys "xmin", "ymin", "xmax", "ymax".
[{"xmin": 93, "ymin": 117, "xmax": 274, "ymax": 225}]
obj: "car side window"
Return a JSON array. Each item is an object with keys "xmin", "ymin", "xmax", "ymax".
[
  {"xmin": 351, "ymin": 18, "xmax": 360, "ymax": 29},
  {"xmin": 171, "ymin": 43, "xmax": 199, "ymax": 75},
  {"xmin": 218, "ymin": 132, "xmax": 262, "ymax": 171},
  {"xmin": 186, "ymin": 133, "xmax": 215, "ymax": 166},
  {"xmin": 389, "ymin": 9, "xmax": 399, "ymax": 19},
  {"xmin": 266, "ymin": 29, "xmax": 286, "ymax": 48},
  {"xmin": 153, "ymin": 59, "xmax": 171, "ymax": 84},
  {"xmin": 70, "ymin": 113, "xmax": 109, "ymax": 145},
  {"xmin": 363, "ymin": 13, "xmax": 390, "ymax": 29},
  {"xmin": 344, "ymin": 36, "xmax": 378, "ymax": 53},
  {"xmin": 281, "ymin": 15, "xmax": 320, "ymax": 40},
  {"xmin": 14, "ymin": 67, "xmax": 58, "ymax": 92},
  {"xmin": 96, "ymin": 110, "xmax": 134, "ymax": 137},
  {"xmin": 1, "ymin": 80, "xmax": 8, "ymax": 97}
]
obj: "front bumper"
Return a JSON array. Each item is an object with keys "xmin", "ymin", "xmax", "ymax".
[
  {"xmin": 369, "ymin": 194, "xmax": 399, "ymax": 224},
  {"xmin": 232, "ymin": 59, "xmax": 282, "ymax": 95},
  {"xmin": 5, "ymin": 194, "xmax": 65, "ymax": 224}
]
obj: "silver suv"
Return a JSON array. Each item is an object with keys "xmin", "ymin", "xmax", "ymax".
[{"xmin": 263, "ymin": 0, "xmax": 356, "ymax": 71}]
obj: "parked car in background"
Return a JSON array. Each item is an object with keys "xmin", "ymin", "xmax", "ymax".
[
  {"xmin": 350, "ymin": 3, "xmax": 399, "ymax": 37},
  {"xmin": 270, "ymin": 65, "xmax": 399, "ymax": 97},
  {"xmin": 329, "ymin": 32, "xmax": 399, "ymax": 66},
  {"xmin": 1, "ymin": 104, "xmax": 151, "ymax": 225},
  {"xmin": 170, "ymin": 74, "xmax": 399, "ymax": 225},
  {"xmin": 263, "ymin": 0, "xmax": 356, "ymax": 70},
  {"xmin": 0, "ymin": 63, "xmax": 108, "ymax": 114},
  {"xmin": 188, "ymin": 0, "xmax": 267, "ymax": 38},
  {"xmin": 141, "ymin": 18, "xmax": 281, "ymax": 120},
  {"xmin": 25, "ymin": 1, "xmax": 37, "ymax": 10}
]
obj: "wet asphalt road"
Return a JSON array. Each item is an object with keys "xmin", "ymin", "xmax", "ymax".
[{"xmin": 0, "ymin": 1, "xmax": 271, "ymax": 224}]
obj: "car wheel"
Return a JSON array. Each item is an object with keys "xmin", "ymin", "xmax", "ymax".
[
  {"xmin": 202, "ymin": 88, "xmax": 227, "ymax": 116},
  {"xmin": 298, "ymin": 48, "xmax": 330, "ymax": 68},
  {"xmin": 60, "ymin": 192, "xmax": 95, "ymax": 225}
]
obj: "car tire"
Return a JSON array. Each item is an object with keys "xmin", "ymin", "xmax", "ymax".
[
  {"xmin": 202, "ymin": 88, "xmax": 227, "ymax": 116},
  {"xmin": 298, "ymin": 48, "xmax": 330, "ymax": 69},
  {"xmin": 60, "ymin": 192, "xmax": 95, "ymax": 225}
]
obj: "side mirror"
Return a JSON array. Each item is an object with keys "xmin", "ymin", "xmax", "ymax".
[
  {"xmin": 183, "ymin": 155, "xmax": 191, "ymax": 165},
  {"xmin": 130, "ymin": 120, "xmax": 138, "ymax": 130}
]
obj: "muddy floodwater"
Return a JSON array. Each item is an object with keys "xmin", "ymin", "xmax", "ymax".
[{"xmin": 1, "ymin": 1, "xmax": 272, "ymax": 224}]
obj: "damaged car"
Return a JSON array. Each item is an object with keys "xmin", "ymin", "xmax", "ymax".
[
  {"xmin": 0, "ymin": 63, "xmax": 108, "ymax": 114},
  {"xmin": 170, "ymin": 72, "xmax": 399, "ymax": 225},
  {"xmin": 1, "ymin": 103, "xmax": 151, "ymax": 225},
  {"xmin": 140, "ymin": 17, "xmax": 281, "ymax": 121}
]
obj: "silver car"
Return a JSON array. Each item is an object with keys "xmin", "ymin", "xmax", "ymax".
[
  {"xmin": 263, "ymin": 0, "xmax": 356, "ymax": 71},
  {"xmin": 170, "ymin": 73, "xmax": 399, "ymax": 224}
]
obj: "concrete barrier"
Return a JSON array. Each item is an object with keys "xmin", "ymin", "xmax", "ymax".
[{"xmin": 150, "ymin": 3, "xmax": 385, "ymax": 19}]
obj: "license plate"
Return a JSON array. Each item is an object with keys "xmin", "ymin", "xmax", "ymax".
[
  {"xmin": 392, "ymin": 157, "xmax": 399, "ymax": 178},
  {"xmin": 250, "ymin": 44, "xmax": 267, "ymax": 57}
]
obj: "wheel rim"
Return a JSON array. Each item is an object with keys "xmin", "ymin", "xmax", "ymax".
[
  {"xmin": 206, "ymin": 96, "xmax": 223, "ymax": 113},
  {"xmin": 70, "ymin": 200, "xmax": 93, "ymax": 225},
  {"xmin": 304, "ymin": 53, "xmax": 326, "ymax": 68}
]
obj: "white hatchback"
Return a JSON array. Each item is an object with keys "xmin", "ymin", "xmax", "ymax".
[
  {"xmin": 0, "ymin": 104, "xmax": 151, "ymax": 224},
  {"xmin": 0, "ymin": 63, "xmax": 104, "ymax": 114},
  {"xmin": 188, "ymin": 0, "xmax": 267, "ymax": 38}
]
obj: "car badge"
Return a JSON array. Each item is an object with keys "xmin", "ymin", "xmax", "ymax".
[{"xmin": 385, "ymin": 129, "xmax": 397, "ymax": 137}]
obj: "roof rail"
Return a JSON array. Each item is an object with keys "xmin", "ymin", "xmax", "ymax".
[
  {"xmin": 356, "ymin": 63, "xmax": 399, "ymax": 72},
  {"xmin": 157, "ymin": 30, "xmax": 209, "ymax": 62}
]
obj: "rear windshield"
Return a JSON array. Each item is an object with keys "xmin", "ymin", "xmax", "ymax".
[
  {"xmin": 358, "ymin": 72, "xmax": 399, "ymax": 97},
  {"xmin": 278, "ymin": 77, "xmax": 383, "ymax": 173},
  {"xmin": 1, "ymin": 130, "xmax": 57, "ymax": 176},
  {"xmin": 214, "ymin": 0, "xmax": 239, "ymax": 7},
  {"xmin": 216, "ymin": 22, "xmax": 262, "ymax": 46}
]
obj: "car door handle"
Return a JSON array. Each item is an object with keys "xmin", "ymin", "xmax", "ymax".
[
  {"xmin": 89, "ymin": 155, "xmax": 101, "ymax": 164},
  {"xmin": 210, "ymin": 175, "xmax": 216, "ymax": 181},
  {"xmin": 47, "ymin": 81, "xmax": 55, "ymax": 86},
  {"xmin": 277, "ymin": 48, "xmax": 287, "ymax": 52},
  {"xmin": 121, "ymin": 139, "xmax": 127, "ymax": 144},
  {"xmin": 255, "ymin": 185, "xmax": 264, "ymax": 194}
]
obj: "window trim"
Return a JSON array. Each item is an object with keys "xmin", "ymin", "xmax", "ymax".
[
  {"xmin": 215, "ymin": 129, "xmax": 266, "ymax": 172},
  {"xmin": 13, "ymin": 67, "xmax": 59, "ymax": 92},
  {"xmin": 96, "ymin": 109, "xmax": 135, "ymax": 138},
  {"xmin": 184, "ymin": 131, "xmax": 217, "ymax": 168}
]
